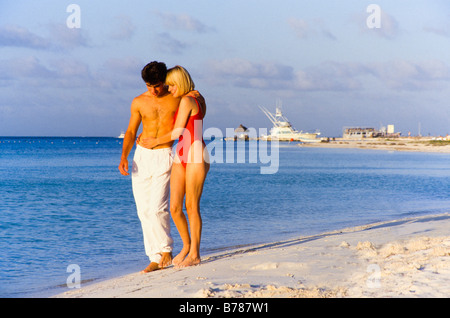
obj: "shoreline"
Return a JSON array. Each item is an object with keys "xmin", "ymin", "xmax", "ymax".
[
  {"xmin": 299, "ymin": 137, "xmax": 450, "ymax": 153},
  {"xmin": 54, "ymin": 213, "xmax": 450, "ymax": 298}
]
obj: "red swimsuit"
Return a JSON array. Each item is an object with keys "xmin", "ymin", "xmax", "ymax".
[{"xmin": 174, "ymin": 97, "xmax": 205, "ymax": 169}]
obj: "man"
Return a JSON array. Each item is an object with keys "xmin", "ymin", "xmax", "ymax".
[{"xmin": 118, "ymin": 61, "xmax": 180, "ymax": 272}]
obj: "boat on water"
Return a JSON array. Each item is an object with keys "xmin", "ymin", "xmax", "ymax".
[
  {"xmin": 117, "ymin": 131, "xmax": 125, "ymax": 139},
  {"xmin": 260, "ymin": 103, "xmax": 321, "ymax": 143}
]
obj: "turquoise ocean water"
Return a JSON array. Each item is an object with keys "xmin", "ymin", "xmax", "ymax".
[{"xmin": 1, "ymin": 137, "xmax": 450, "ymax": 297}]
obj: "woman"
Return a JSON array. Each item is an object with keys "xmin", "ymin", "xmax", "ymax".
[{"xmin": 138, "ymin": 66, "xmax": 209, "ymax": 268}]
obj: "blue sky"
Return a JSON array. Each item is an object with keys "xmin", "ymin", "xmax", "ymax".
[{"xmin": 0, "ymin": 0, "xmax": 449, "ymax": 137}]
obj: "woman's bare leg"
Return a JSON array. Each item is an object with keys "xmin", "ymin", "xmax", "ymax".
[
  {"xmin": 178, "ymin": 161, "xmax": 209, "ymax": 267},
  {"xmin": 170, "ymin": 162, "xmax": 189, "ymax": 266}
]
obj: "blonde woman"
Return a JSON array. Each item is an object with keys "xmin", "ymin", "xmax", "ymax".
[{"xmin": 138, "ymin": 66, "xmax": 209, "ymax": 267}]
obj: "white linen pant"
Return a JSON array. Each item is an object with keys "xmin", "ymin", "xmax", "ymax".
[{"xmin": 132, "ymin": 145, "xmax": 173, "ymax": 263}]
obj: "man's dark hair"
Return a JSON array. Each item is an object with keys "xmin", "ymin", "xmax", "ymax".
[{"xmin": 141, "ymin": 61, "xmax": 167, "ymax": 85}]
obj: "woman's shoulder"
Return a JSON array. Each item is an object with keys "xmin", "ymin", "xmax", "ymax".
[
  {"xmin": 181, "ymin": 94, "xmax": 197, "ymax": 103},
  {"xmin": 180, "ymin": 95, "xmax": 198, "ymax": 111}
]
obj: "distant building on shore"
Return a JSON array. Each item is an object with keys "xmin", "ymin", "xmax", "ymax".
[
  {"xmin": 381, "ymin": 125, "xmax": 401, "ymax": 138},
  {"xmin": 343, "ymin": 125, "xmax": 400, "ymax": 139},
  {"xmin": 233, "ymin": 124, "xmax": 250, "ymax": 140},
  {"xmin": 343, "ymin": 127, "xmax": 377, "ymax": 139}
]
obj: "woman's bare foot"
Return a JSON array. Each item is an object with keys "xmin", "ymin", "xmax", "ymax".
[
  {"xmin": 159, "ymin": 252, "xmax": 173, "ymax": 268},
  {"xmin": 177, "ymin": 255, "xmax": 201, "ymax": 268},
  {"xmin": 173, "ymin": 247, "xmax": 190, "ymax": 266}
]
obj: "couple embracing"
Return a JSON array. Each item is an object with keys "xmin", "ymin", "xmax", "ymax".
[{"xmin": 118, "ymin": 61, "xmax": 209, "ymax": 272}]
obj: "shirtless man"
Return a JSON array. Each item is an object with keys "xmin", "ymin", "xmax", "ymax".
[{"xmin": 118, "ymin": 61, "xmax": 180, "ymax": 273}]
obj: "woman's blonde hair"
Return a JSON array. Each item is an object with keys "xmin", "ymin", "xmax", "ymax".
[{"xmin": 165, "ymin": 65, "xmax": 195, "ymax": 96}]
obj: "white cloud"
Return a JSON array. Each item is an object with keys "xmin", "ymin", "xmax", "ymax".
[
  {"xmin": 207, "ymin": 58, "xmax": 295, "ymax": 89},
  {"xmin": 294, "ymin": 62, "xmax": 365, "ymax": 91},
  {"xmin": 207, "ymin": 58, "xmax": 365, "ymax": 91},
  {"xmin": 352, "ymin": 8, "xmax": 399, "ymax": 40},
  {"xmin": 95, "ymin": 57, "xmax": 143, "ymax": 89},
  {"xmin": 368, "ymin": 59, "xmax": 450, "ymax": 90},
  {"xmin": 48, "ymin": 24, "xmax": 90, "ymax": 50},
  {"xmin": 206, "ymin": 58, "xmax": 450, "ymax": 92},
  {"xmin": 377, "ymin": 10, "xmax": 400, "ymax": 39},
  {"xmin": 0, "ymin": 56, "xmax": 54, "ymax": 80},
  {"xmin": 0, "ymin": 25, "xmax": 50, "ymax": 49},
  {"xmin": 154, "ymin": 11, "xmax": 213, "ymax": 33},
  {"xmin": 156, "ymin": 32, "xmax": 189, "ymax": 55},
  {"xmin": 288, "ymin": 18, "xmax": 337, "ymax": 40},
  {"xmin": 110, "ymin": 15, "xmax": 136, "ymax": 41},
  {"xmin": 0, "ymin": 24, "xmax": 91, "ymax": 51},
  {"xmin": 288, "ymin": 18, "xmax": 309, "ymax": 39},
  {"xmin": 423, "ymin": 25, "xmax": 450, "ymax": 38}
]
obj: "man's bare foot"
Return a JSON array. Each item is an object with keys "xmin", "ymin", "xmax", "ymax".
[
  {"xmin": 140, "ymin": 262, "xmax": 160, "ymax": 273},
  {"xmin": 177, "ymin": 255, "xmax": 201, "ymax": 268},
  {"xmin": 141, "ymin": 253, "xmax": 172, "ymax": 274},
  {"xmin": 159, "ymin": 252, "xmax": 173, "ymax": 268},
  {"xmin": 173, "ymin": 247, "xmax": 189, "ymax": 266}
]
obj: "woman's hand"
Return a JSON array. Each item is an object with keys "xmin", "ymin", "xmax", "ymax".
[{"xmin": 137, "ymin": 133, "xmax": 158, "ymax": 149}]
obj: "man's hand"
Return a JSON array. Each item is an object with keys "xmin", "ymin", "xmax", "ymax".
[
  {"xmin": 186, "ymin": 90, "xmax": 206, "ymax": 110},
  {"xmin": 118, "ymin": 158, "xmax": 130, "ymax": 176}
]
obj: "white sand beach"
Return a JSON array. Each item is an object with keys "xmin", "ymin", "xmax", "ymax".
[
  {"xmin": 300, "ymin": 138, "xmax": 450, "ymax": 153},
  {"xmin": 55, "ymin": 213, "xmax": 450, "ymax": 298}
]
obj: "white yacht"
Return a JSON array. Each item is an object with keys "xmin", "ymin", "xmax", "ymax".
[
  {"xmin": 260, "ymin": 103, "xmax": 321, "ymax": 142},
  {"xmin": 117, "ymin": 131, "xmax": 125, "ymax": 139}
]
